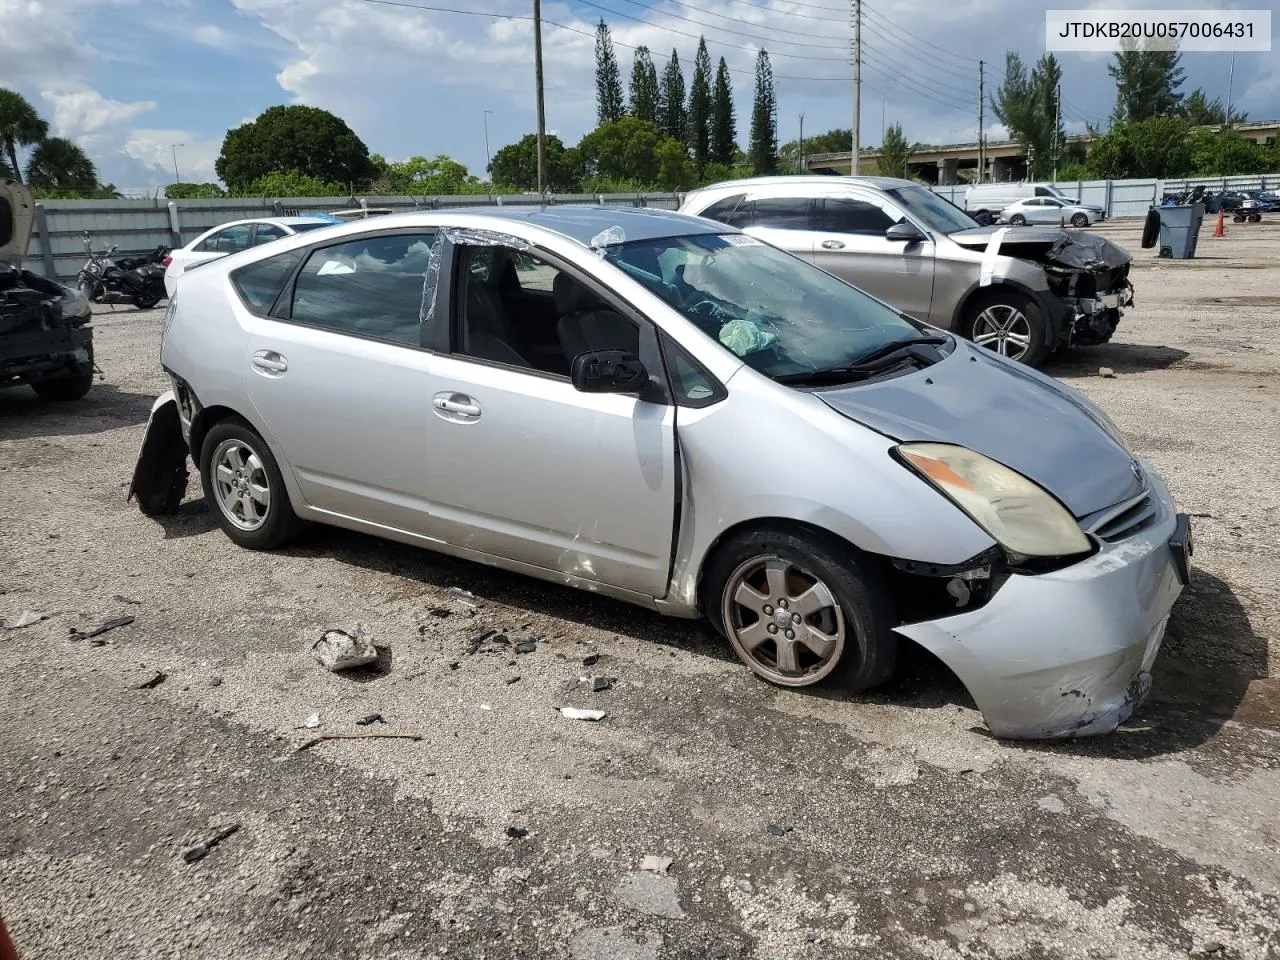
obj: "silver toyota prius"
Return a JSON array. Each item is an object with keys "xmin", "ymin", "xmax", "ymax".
[{"xmin": 129, "ymin": 206, "xmax": 1191, "ymax": 740}]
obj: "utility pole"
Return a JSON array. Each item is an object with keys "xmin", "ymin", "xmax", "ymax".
[
  {"xmin": 1052, "ymin": 83, "xmax": 1061, "ymax": 182},
  {"xmin": 799, "ymin": 113, "xmax": 805, "ymax": 173},
  {"xmin": 850, "ymin": 0, "xmax": 861, "ymax": 175},
  {"xmin": 977, "ymin": 60, "xmax": 984, "ymax": 184},
  {"xmin": 533, "ymin": 0, "xmax": 547, "ymax": 194},
  {"xmin": 1226, "ymin": 37, "xmax": 1236, "ymax": 124},
  {"xmin": 483, "ymin": 110, "xmax": 493, "ymax": 175},
  {"xmin": 171, "ymin": 143, "xmax": 183, "ymax": 184}
]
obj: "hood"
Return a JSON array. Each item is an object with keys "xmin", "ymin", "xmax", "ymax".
[
  {"xmin": 0, "ymin": 180, "xmax": 35, "ymax": 267},
  {"xmin": 816, "ymin": 341, "xmax": 1144, "ymax": 518},
  {"xmin": 949, "ymin": 225, "xmax": 1131, "ymax": 270}
]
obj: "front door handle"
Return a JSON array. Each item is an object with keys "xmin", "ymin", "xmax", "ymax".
[
  {"xmin": 821, "ymin": 239, "xmax": 845, "ymax": 250},
  {"xmin": 432, "ymin": 392, "xmax": 481, "ymax": 420},
  {"xmin": 251, "ymin": 351, "xmax": 287, "ymax": 374}
]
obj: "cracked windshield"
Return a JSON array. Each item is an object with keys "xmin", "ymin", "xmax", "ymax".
[{"xmin": 605, "ymin": 234, "xmax": 919, "ymax": 377}]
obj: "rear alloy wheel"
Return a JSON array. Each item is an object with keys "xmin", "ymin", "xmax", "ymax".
[
  {"xmin": 200, "ymin": 419, "xmax": 300, "ymax": 549},
  {"xmin": 1009, "ymin": 214, "xmax": 1027, "ymax": 226},
  {"xmin": 964, "ymin": 289, "xmax": 1049, "ymax": 366},
  {"xmin": 1070, "ymin": 212, "xmax": 1089, "ymax": 227},
  {"xmin": 32, "ymin": 365, "xmax": 93, "ymax": 401},
  {"xmin": 706, "ymin": 528, "xmax": 895, "ymax": 691}
]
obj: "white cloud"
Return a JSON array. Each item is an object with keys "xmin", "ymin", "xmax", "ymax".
[{"xmin": 41, "ymin": 88, "xmax": 156, "ymax": 137}]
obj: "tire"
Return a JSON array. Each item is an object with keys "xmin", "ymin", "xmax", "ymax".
[
  {"xmin": 1140, "ymin": 209, "xmax": 1160, "ymax": 249},
  {"xmin": 1070, "ymin": 213, "xmax": 1089, "ymax": 227},
  {"xmin": 134, "ymin": 290, "xmax": 162, "ymax": 309},
  {"xmin": 962, "ymin": 287, "xmax": 1051, "ymax": 366},
  {"xmin": 1009, "ymin": 214, "xmax": 1026, "ymax": 226},
  {"xmin": 1158, "ymin": 246, "xmax": 1173, "ymax": 259},
  {"xmin": 199, "ymin": 417, "xmax": 301, "ymax": 550},
  {"xmin": 32, "ymin": 365, "xmax": 93, "ymax": 401},
  {"xmin": 703, "ymin": 526, "xmax": 896, "ymax": 691}
]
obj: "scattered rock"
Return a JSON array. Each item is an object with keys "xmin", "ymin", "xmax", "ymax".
[
  {"xmin": 182, "ymin": 823, "xmax": 240, "ymax": 864},
  {"xmin": 355, "ymin": 713, "xmax": 386, "ymax": 726},
  {"xmin": 766, "ymin": 823, "xmax": 790, "ymax": 837},
  {"xmin": 3, "ymin": 610, "xmax": 48, "ymax": 629},
  {"xmin": 558, "ymin": 707, "xmax": 606, "ymax": 722},
  {"xmin": 209, "ymin": 676, "xmax": 223, "ymax": 688},
  {"xmin": 591, "ymin": 676, "xmax": 615, "ymax": 692},
  {"xmin": 311, "ymin": 622, "xmax": 378, "ymax": 671},
  {"xmin": 515, "ymin": 639, "xmax": 538, "ymax": 655},
  {"xmin": 448, "ymin": 661, "xmax": 461, "ymax": 671},
  {"xmin": 614, "ymin": 871, "xmax": 685, "ymax": 919},
  {"xmin": 505, "ymin": 826, "xmax": 529, "ymax": 839},
  {"xmin": 1098, "ymin": 366, "xmax": 1116, "ymax": 378},
  {"xmin": 1193, "ymin": 941, "xmax": 1225, "ymax": 955},
  {"xmin": 639, "ymin": 855, "xmax": 673, "ymax": 874},
  {"xmin": 583, "ymin": 654, "xmax": 601, "ymax": 666}
]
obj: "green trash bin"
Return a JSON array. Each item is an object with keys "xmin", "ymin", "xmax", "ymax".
[{"xmin": 1156, "ymin": 203, "xmax": 1205, "ymax": 259}]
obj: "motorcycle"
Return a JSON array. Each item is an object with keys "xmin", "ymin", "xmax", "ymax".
[{"xmin": 76, "ymin": 232, "xmax": 168, "ymax": 309}]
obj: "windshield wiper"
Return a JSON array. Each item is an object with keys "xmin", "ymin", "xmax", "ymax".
[{"xmin": 773, "ymin": 336, "xmax": 949, "ymax": 386}]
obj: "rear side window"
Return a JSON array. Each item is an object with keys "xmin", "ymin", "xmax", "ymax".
[
  {"xmin": 289, "ymin": 232, "xmax": 435, "ymax": 346},
  {"xmin": 813, "ymin": 197, "xmax": 896, "ymax": 235},
  {"xmin": 0, "ymin": 197, "xmax": 11, "ymax": 247},
  {"xmin": 231, "ymin": 249, "xmax": 304, "ymax": 314},
  {"xmin": 698, "ymin": 193, "xmax": 747, "ymax": 227},
  {"xmin": 749, "ymin": 197, "xmax": 811, "ymax": 230},
  {"xmin": 253, "ymin": 224, "xmax": 287, "ymax": 246}
]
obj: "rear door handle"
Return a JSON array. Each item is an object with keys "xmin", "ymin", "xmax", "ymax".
[
  {"xmin": 432, "ymin": 392, "xmax": 481, "ymax": 420},
  {"xmin": 250, "ymin": 351, "xmax": 287, "ymax": 374},
  {"xmin": 821, "ymin": 239, "xmax": 845, "ymax": 250}
]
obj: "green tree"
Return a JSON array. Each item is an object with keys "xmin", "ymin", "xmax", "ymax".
[
  {"xmin": 1085, "ymin": 116, "xmax": 1192, "ymax": 178},
  {"xmin": 748, "ymin": 50, "xmax": 777, "ymax": 175},
  {"xmin": 628, "ymin": 47, "xmax": 660, "ymax": 123},
  {"xmin": 991, "ymin": 52, "xmax": 1064, "ymax": 180},
  {"xmin": 686, "ymin": 38, "xmax": 713, "ymax": 173},
  {"xmin": 656, "ymin": 138, "xmax": 696, "ymax": 189},
  {"xmin": 577, "ymin": 116, "xmax": 693, "ymax": 190},
  {"xmin": 1109, "ymin": 39, "xmax": 1184, "ymax": 123},
  {"xmin": 710, "ymin": 57, "xmax": 737, "ymax": 166},
  {"xmin": 215, "ymin": 105, "xmax": 375, "ymax": 191},
  {"xmin": 780, "ymin": 127, "xmax": 851, "ymax": 161},
  {"xmin": 165, "ymin": 182, "xmax": 228, "ymax": 199},
  {"xmin": 1189, "ymin": 128, "xmax": 1268, "ymax": 175},
  {"xmin": 25, "ymin": 137, "xmax": 97, "ymax": 194},
  {"xmin": 875, "ymin": 123, "xmax": 913, "ymax": 178},
  {"xmin": 1182, "ymin": 88, "xmax": 1246, "ymax": 126},
  {"xmin": 0, "ymin": 88, "xmax": 49, "ymax": 186},
  {"xmin": 658, "ymin": 50, "xmax": 687, "ymax": 144},
  {"xmin": 488, "ymin": 134, "xmax": 581, "ymax": 191},
  {"xmin": 383, "ymin": 154, "xmax": 483, "ymax": 194},
  {"xmin": 594, "ymin": 19, "xmax": 625, "ymax": 126},
  {"xmin": 235, "ymin": 170, "xmax": 348, "ymax": 197}
]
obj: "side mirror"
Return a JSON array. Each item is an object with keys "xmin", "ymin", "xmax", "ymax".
[
  {"xmin": 885, "ymin": 222, "xmax": 926, "ymax": 243},
  {"xmin": 570, "ymin": 349, "xmax": 649, "ymax": 394}
]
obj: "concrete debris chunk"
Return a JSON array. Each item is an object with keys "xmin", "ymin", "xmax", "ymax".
[
  {"xmin": 298, "ymin": 712, "xmax": 322, "ymax": 729},
  {"xmin": 639, "ymin": 855, "xmax": 673, "ymax": 874},
  {"xmin": 1098, "ymin": 366, "xmax": 1116, "ymax": 378},
  {"xmin": 2, "ymin": 610, "xmax": 47, "ymax": 629},
  {"xmin": 558, "ymin": 706, "xmax": 606, "ymax": 722},
  {"xmin": 591, "ymin": 676, "xmax": 615, "ymax": 692},
  {"xmin": 311, "ymin": 621, "xmax": 377, "ymax": 671}
]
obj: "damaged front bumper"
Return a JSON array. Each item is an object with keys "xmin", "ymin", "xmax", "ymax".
[{"xmin": 894, "ymin": 470, "xmax": 1189, "ymax": 739}]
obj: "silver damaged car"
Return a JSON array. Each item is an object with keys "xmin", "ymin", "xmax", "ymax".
[{"xmin": 129, "ymin": 206, "xmax": 1192, "ymax": 739}]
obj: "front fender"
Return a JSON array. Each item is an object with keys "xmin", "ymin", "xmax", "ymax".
[{"xmin": 127, "ymin": 390, "xmax": 190, "ymax": 515}]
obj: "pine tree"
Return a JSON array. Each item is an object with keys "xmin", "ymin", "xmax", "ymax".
[
  {"xmin": 686, "ymin": 38, "xmax": 713, "ymax": 173},
  {"xmin": 658, "ymin": 49, "xmax": 687, "ymax": 144},
  {"xmin": 1109, "ymin": 38, "xmax": 1185, "ymax": 123},
  {"xmin": 710, "ymin": 57, "xmax": 737, "ymax": 166},
  {"xmin": 628, "ymin": 46, "xmax": 659, "ymax": 123},
  {"xmin": 748, "ymin": 50, "xmax": 777, "ymax": 175},
  {"xmin": 594, "ymin": 19, "xmax": 624, "ymax": 126}
]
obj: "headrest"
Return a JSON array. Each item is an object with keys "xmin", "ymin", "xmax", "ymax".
[{"xmin": 553, "ymin": 272, "xmax": 596, "ymax": 315}]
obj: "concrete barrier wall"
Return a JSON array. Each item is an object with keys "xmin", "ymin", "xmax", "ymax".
[{"xmin": 20, "ymin": 175, "xmax": 1276, "ymax": 281}]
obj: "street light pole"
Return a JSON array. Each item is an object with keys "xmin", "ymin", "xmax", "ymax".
[
  {"xmin": 171, "ymin": 143, "xmax": 183, "ymax": 184},
  {"xmin": 533, "ymin": 0, "xmax": 547, "ymax": 194},
  {"xmin": 483, "ymin": 110, "xmax": 493, "ymax": 175}
]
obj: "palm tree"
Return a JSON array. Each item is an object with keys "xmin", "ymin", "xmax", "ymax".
[
  {"xmin": 0, "ymin": 88, "xmax": 49, "ymax": 186},
  {"xmin": 26, "ymin": 137, "xmax": 98, "ymax": 194}
]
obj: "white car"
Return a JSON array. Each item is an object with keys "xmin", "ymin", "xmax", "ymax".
[
  {"xmin": 163, "ymin": 217, "xmax": 335, "ymax": 298},
  {"xmin": 999, "ymin": 197, "xmax": 1098, "ymax": 228}
]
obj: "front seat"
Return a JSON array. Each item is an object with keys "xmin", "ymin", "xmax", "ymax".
[
  {"xmin": 464, "ymin": 259, "xmax": 528, "ymax": 366},
  {"xmin": 554, "ymin": 273, "xmax": 639, "ymax": 367}
]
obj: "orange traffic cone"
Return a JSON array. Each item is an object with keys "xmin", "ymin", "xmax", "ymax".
[{"xmin": 1212, "ymin": 209, "xmax": 1225, "ymax": 237}]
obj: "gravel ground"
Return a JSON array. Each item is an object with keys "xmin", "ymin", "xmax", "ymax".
[{"xmin": 2, "ymin": 219, "xmax": 1278, "ymax": 959}]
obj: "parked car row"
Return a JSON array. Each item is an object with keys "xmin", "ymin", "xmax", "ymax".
[{"xmin": 127, "ymin": 198, "xmax": 1190, "ymax": 741}]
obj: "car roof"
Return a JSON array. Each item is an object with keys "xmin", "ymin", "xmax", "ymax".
[
  {"xmin": 422, "ymin": 205, "xmax": 727, "ymax": 246},
  {"xmin": 692, "ymin": 175, "xmax": 918, "ymax": 193}
]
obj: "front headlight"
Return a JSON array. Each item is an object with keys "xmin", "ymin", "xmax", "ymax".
[{"xmin": 897, "ymin": 443, "xmax": 1091, "ymax": 558}]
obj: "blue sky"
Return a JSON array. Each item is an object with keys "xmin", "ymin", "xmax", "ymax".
[{"xmin": 2, "ymin": 0, "xmax": 1277, "ymax": 194}]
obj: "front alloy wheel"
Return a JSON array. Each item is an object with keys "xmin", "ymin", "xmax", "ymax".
[
  {"xmin": 1070, "ymin": 212, "xmax": 1089, "ymax": 227},
  {"xmin": 971, "ymin": 303, "xmax": 1033, "ymax": 360},
  {"xmin": 723, "ymin": 556, "xmax": 846, "ymax": 685}
]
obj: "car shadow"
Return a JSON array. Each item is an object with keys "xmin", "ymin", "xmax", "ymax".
[
  {"xmin": 0, "ymin": 383, "xmax": 154, "ymax": 441},
  {"xmin": 998, "ymin": 569, "xmax": 1270, "ymax": 761},
  {"xmin": 1042, "ymin": 342, "xmax": 1190, "ymax": 378},
  {"xmin": 143, "ymin": 498, "xmax": 218, "ymax": 540}
]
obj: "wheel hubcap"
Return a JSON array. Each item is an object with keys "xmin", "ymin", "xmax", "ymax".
[
  {"xmin": 722, "ymin": 556, "xmax": 845, "ymax": 686},
  {"xmin": 212, "ymin": 439, "xmax": 271, "ymax": 531},
  {"xmin": 972, "ymin": 305, "xmax": 1032, "ymax": 360}
]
